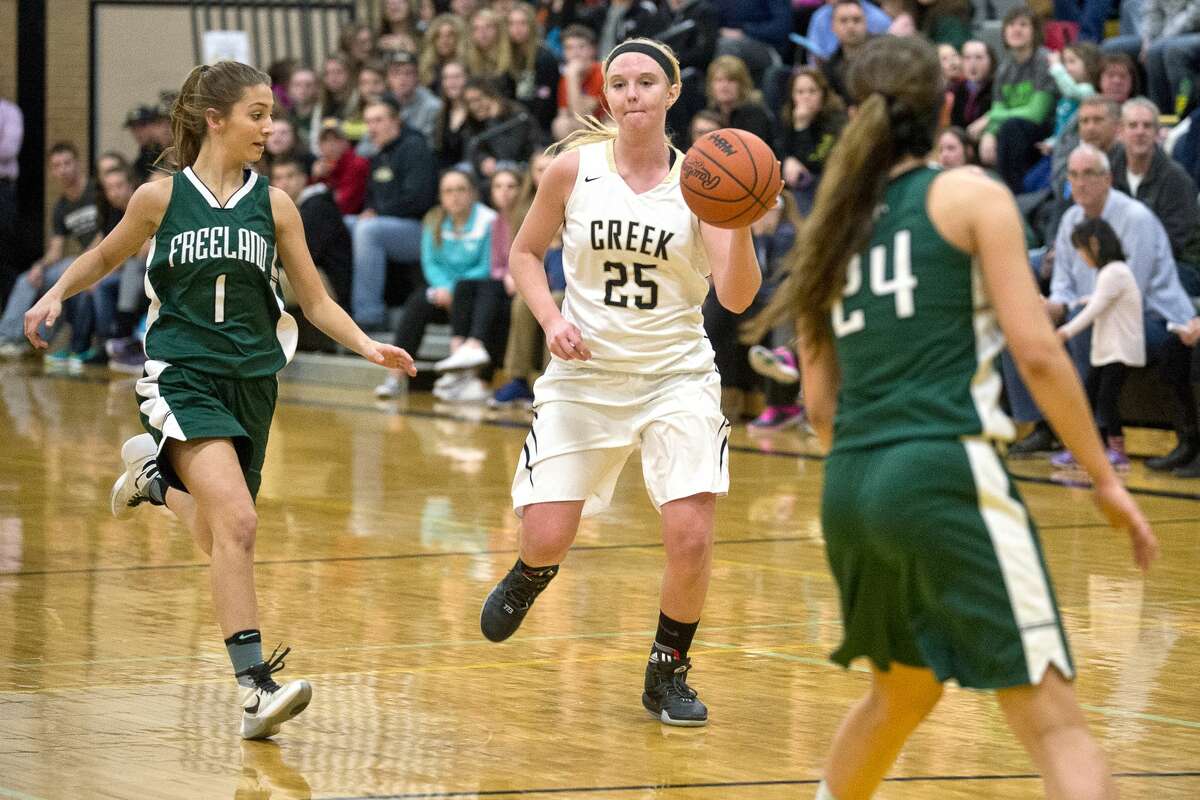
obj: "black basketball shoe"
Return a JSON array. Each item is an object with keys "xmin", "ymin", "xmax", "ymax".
[
  {"xmin": 480, "ymin": 562, "xmax": 559, "ymax": 642},
  {"xmin": 642, "ymin": 647, "xmax": 708, "ymax": 727}
]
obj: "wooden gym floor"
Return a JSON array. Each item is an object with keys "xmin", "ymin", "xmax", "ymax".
[{"xmin": 0, "ymin": 363, "xmax": 1198, "ymax": 799}]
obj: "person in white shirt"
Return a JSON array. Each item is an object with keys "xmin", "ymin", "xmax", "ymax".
[
  {"xmin": 1055, "ymin": 217, "xmax": 1145, "ymax": 470},
  {"xmin": 478, "ymin": 37, "xmax": 774, "ymax": 727}
]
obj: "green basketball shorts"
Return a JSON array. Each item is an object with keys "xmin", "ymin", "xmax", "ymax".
[
  {"xmin": 135, "ymin": 359, "xmax": 278, "ymax": 500},
  {"xmin": 821, "ymin": 437, "xmax": 1074, "ymax": 689}
]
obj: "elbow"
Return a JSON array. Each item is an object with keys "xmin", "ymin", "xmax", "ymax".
[
  {"xmin": 807, "ymin": 405, "xmax": 834, "ymax": 436},
  {"xmin": 715, "ymin": 277, "xmax": 762, "ymax": 314},
  {"xmin": 808, "ymin": 409, "xmax": 835, "ymax": 453},
  {"xmin": 720, "ymin": 293, "xmax": 755, "ymax": 314},
  {"xmin": 1009, "ymin": 339, "xmax": 1062, "ymax": 382}
]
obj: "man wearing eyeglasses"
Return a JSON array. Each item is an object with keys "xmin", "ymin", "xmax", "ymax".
[{"xmin": 1048, "ymin": 144, "xmax": 1200, "ymax": 476}]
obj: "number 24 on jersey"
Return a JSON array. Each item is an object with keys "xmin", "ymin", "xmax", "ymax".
[{"xmin": 833, "ymin": 230, "xmax": 917, "ymax": 337}]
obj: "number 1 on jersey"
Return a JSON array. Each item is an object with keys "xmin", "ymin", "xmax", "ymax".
[
  {"xmin": 214, "ymin": 274, "xmax": 227, "ymax": 323},
  {"xmin": 832, "ymin": 230, "xmax": 916, "ymax": 337}
]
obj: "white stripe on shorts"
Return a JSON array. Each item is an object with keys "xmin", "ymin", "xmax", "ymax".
[
  {"xmin": 135, "ymin": 359, "xmax": 187, "ymax": 443},
  {"xmin": 963, "ymin": 438, "xmax": 1073, "ymax": 684}
]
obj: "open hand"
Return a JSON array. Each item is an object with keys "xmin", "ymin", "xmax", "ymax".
[
  {"xmin": 1094, "ymin": 480, "xmax": 1158, "ymax": 572},
  {"xmin": 364, "ymin": 341, "xmax": 417, "ymax": 375}
]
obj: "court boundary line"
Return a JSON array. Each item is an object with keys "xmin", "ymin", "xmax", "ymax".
[
  {"xmin": 10, "ymin": 515, "xmax": 1200, "ymax": 578},
  {"xmin": 276, "ymin": 396, "xmax": 1200, "ymax": 503},
  {"xmin": 0, "ymin": 535, "xmax": 810, "ymax": 577},
  {"xmin": 317, "ymin": 771, "xmax": 1200, "ymax": 799},
  {"xmin": 19, "ymin": 374, "xmax": 1200, "ymax": 502}
]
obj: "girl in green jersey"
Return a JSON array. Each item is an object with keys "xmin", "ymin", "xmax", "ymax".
[
  {"xmin": 753, "ymin": 37, "xmax": 1157, "ymax": 800},
  {"xmin": 25, "ymin": 61, "xmax": 416, "ymax": 739}
]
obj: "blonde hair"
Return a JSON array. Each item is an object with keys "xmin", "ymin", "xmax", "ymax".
[
  {"xmin": 419, "ymin": 14, "xmax": 464, "ymax": 86},
  {"xmin": 706, "ymin": 55, "xmax": 763, "ymax": 109},
  {"xmin": 550, "ymin": 38, "xmax": 681, "ymax": 155},
  {"xmin": 464, "ymin": 7, "xmax": 512, "ymax": 81},
  {"xmin": 506, "ymin": 3, "xmax": 542, "ymax": 77},
  {"xmin": 162, "ymin": 60, "xmax": 270, "ymax": 171}
]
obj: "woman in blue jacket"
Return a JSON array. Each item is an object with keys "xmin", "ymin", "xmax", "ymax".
[{"xmin": 376, "ymin": 168, "xmax": 496, "ymax": 398}]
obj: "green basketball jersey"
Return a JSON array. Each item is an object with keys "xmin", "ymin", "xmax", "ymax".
[
  {"xmin": 830, "ymin": 167, "xmax": 1015, "ymax": 453},
  {"xmin": 144, "ymin": 167, "xmax": 297, "ymax": 379}
]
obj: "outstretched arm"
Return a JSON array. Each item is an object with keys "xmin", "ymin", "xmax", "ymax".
[
  {"xmin": 701, "ymin": 224, "xmax": 763, "ymax": 314},
  {"xmin": 24, "ymin": 181, "xmax": 168, "ymax": 347},
  {"xmin": 271, "ymin": 188, "xmax": 415, "ymax": 375}
]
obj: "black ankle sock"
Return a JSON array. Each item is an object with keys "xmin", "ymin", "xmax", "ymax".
[
  {"xmin": 651, "ymin": 612, "xmax": 698, "ymax": 661},
  {"xmin": 146, "ymin": 475, "xmax": 167, "ymax": 506},
  {"xmin": 114, "ymin": 311, "xmax": 136, "ymax": 339},
  {"xmin": 515, "ymin": 558, "xmax": 559, "ymax": 580}
]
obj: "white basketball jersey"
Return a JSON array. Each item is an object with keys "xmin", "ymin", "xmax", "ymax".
[{"xmin": 556, "ymin": 140, "xmax": 715, "ymax": 374}]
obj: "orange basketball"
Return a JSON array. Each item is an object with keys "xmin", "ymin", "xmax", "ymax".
[{"xmin": 681, "ymin": 128, "xmax": 781, "ymax": 229}]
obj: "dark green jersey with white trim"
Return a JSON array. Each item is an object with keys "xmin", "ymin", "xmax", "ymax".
[
  {"xmin": 830, "ymin": 167, "xmax": 1015, "ymax": 453},
  {"xmin": 144, "ymin": 167, "xmax": 297, "ymax": 379}
]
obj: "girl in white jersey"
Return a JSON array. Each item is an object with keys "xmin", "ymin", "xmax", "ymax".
[{"xmin": 478, "ymin": 38, "xmax": 775, "ymax": 727}]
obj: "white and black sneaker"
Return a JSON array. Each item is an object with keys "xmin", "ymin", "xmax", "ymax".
[
  {"xmin": 237, "ymin": 646, "xmax": 313, "ymax": 740},
  {"xmin": 109, "ymin": 433, "xmax": 161, "ymax": 520}
]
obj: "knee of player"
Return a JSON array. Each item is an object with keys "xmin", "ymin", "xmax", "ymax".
[
  {"xmin": 214, "ymin": 506, "xmax": 259, "ymax": 552},
  {"xmin": 663, "ymin": 525, "xmax": 713, "ymax": 566},
  {"xmin": 522, "ymin": 525, "xmax": 575, "ymax": 557}
]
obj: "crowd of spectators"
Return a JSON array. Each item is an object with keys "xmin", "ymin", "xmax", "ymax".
[{"xmin": 2, "ymin": 0, "xmax": 1199, "ymax": 474}]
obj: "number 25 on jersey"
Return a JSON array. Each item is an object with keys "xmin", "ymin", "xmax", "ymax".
[{"xmin": 833, "ymin": 230, "xmax": 917, "ymax": 337}]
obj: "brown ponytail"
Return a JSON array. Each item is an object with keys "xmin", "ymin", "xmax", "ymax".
[
  {"xmin": 745, "ymin": 36, "xmax": 942, "ymax": 351},
  {"xmin": 160, "ymin": 60, "xmax": 271, "ymax": 171}
]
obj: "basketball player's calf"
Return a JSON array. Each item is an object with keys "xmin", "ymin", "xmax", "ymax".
[
  {"xmin": 642, "ymin": 495, "xmax": 713, "ymax": 726},
  {"xmin": 110, "ymin": 434, "xmax": 311, "ymax": 739}
]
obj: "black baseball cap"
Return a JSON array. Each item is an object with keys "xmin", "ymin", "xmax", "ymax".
[{"xmin": 124, "ymin": 104, "xmax": 167, "ymax": 127}]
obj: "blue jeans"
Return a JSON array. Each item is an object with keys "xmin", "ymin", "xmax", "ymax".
[
  {"xmin": 1146, "ymin": 35, "xmax": 1200, "ymax": 114},
  {"xmin": 347, "ymin": 214, "xmax": 423, "ymax": 329},
  {"xmin": 1003, "ymin": 309, "xmax": 1174, "ymax": 426},
  {"xmin": 1121, "ymin": 0, "xmax": 1143, "ymax": 37},
  {"xmin": 1002, "ymin": 305, "xmax": 1093, "ymax": 424},
  {"xmin": 1100, "ymin": 34, "xmax": 1142, "ymax": 61},
  {"xmin": 0, "ymin": 258, "xmax": 73, "ymax": 343},
  {"xmin": 91, "ymin": 258, "xmax": 145, "ymax": 342}
]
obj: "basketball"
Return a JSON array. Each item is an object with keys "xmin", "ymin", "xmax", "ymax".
[{"xmin": 681, "ymin": 128, "xmax": 781, "ymax": 229}]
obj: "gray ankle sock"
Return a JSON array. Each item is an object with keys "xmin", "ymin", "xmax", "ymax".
[
  {"xmin": 225, "ymin": 629, "xmax": 263, "ymax": 688},
  {"xmin": 146, "ymin": 476, "xmax": 167, "ymax": 506}
]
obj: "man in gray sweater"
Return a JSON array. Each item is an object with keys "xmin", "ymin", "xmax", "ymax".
[{"xmin": 1111, "ymin": 97, "xmax": 1200, "ymax": 295}]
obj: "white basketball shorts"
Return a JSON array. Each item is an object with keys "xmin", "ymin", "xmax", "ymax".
[{"xmin": 511, "ymin": 367, "xmax": 731, "ymax": 517}]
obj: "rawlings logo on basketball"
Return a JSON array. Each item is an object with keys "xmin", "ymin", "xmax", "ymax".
[
  {"xmin": 708, "ymin": 134, "xmax": 737, "ymax": 157},
  {"xmin": 683, "ymin": 159, "xmax": 721, "ymax": 190}
]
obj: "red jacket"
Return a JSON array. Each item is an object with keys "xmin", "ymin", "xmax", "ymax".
[{"xmin": 322, "ymin": 148, "xmax": 370, "ymax": 215}]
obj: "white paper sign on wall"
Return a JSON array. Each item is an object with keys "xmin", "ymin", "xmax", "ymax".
[{"xmin": 203, "ymin": 30, "xmax": 253, "ymax": 65}]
